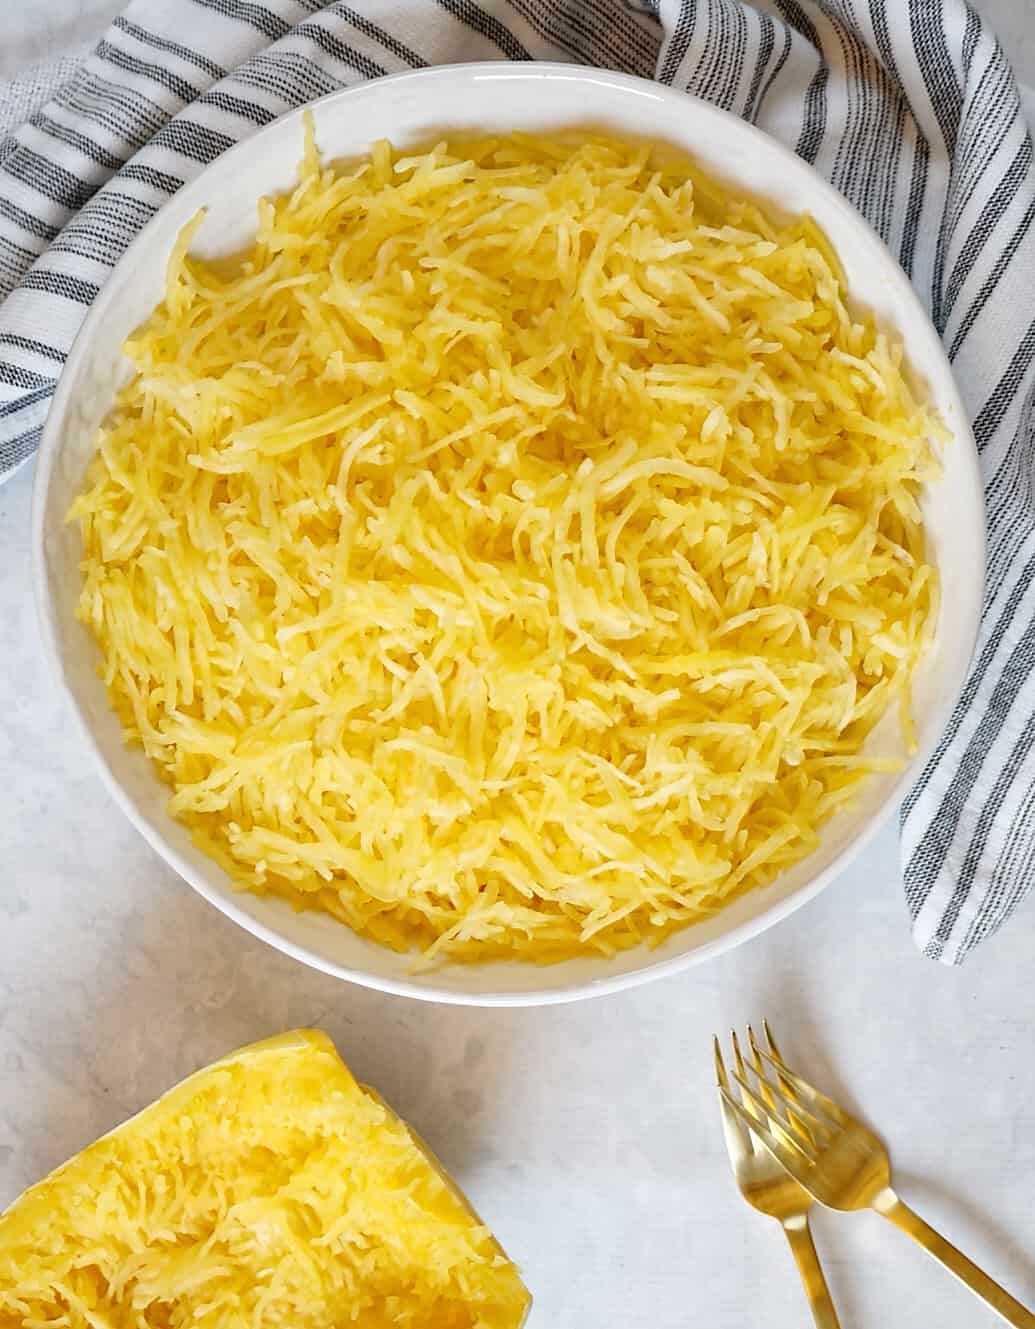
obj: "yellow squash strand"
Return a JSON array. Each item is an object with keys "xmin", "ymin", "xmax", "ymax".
[
  {"xmin": 70, "ymin": 132, "xmax": 939, "ymax": 964},
  {"xmin": 0, "ymin": 1031, "xmax": 530, "ymax": 1329}
]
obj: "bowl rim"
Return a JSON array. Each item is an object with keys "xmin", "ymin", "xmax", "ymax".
[{"xmin": 31, "ymin": 60, "xmax": 986, "ymax": 1006}]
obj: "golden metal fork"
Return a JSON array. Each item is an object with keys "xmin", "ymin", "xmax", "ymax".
[
  {"xmin": 715, "ymin": 1032, "xmax": 841, "ymax": 1328},
  {"xmin": 720, "ymin": 1022, "xmax": 1035, "ymax": 1329}
]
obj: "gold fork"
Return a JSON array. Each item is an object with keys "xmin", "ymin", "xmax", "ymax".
[
  {"xmin": 719, "ymin": 1022, "xmax": 1035, "ymax": 1328},
  {"xmin": 715, "ymin": 1031, "xmax": 841, "ymax": 1327}
]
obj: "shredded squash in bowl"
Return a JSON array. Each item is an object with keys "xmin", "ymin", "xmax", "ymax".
[{"xmin": 70, "ymin": 129, "xmax": 939, "ymax": 965}]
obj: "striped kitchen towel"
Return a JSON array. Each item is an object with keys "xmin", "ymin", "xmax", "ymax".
[{"xmin": 1, "ymin": 0, "xmax": 1033, "ymax": 963}]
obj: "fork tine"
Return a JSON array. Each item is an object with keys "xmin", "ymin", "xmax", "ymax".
[
  {"xmin": 746, "ymin": 1024, "xmax": 812, "ymax": 1134},
  {"xmin": 759, "ymin": 1015, "xmax": 802, "ymax": 1100},
  {"xmin": 762, "ymin": 1019, "xmax": 783, "ymax": 1062},
  {"xmin": 713, "ymin": 1035, "xmax": 729, "ymax": 1091},
  {"xmin": 730, "ymin": 1031, "xmax": 767, "ymax": 1129},
  {"xmin": 733, "ymin": 1051, "xmax": 835, "ymax": 1148},
  {"xmin": 752, "ymin": 1039, "xmax": 850, "ymax": 1129},
  {"xmin": 747, "ymin": 1028, "xmax": 836, "ymax": 1147},
  {"xmin": 714, "ymin": 1037, "xmax": 753, "ymax": 1163},
  {"xmin": 760, "ymin": 1022, "xmax": 802, "ymax": 1106},
  {"xmin": 728, "ymin": 1069, "xmax": 816, "ymax": 1164},
  {"xmin": 739, "ymin": 1042, "xmax": 784, "ymax": 1111},
  {"xmin": 746, "ymin": 1024, "xmax": 774, "ymax": 1109},
  {"xmin": 731, "ymin": 1028, "xmax": 747, "ymax": 1080},
  {"xmin": 719, "ymin": 1086, "xmax": 811, "ymax": 1178}
]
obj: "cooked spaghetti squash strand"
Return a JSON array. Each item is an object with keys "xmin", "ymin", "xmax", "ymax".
[
  {"xmin": 70, "ymin": 130, "xmax": 940, "ymax": 963},
  {"xmin": 0, "ymin": 1032, "xmax": 530, "ymax": 1328}
]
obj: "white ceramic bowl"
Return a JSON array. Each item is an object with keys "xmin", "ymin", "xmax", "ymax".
[{"xmin": 34, "ymin": 63, "xmax": 984, "ymax": 1006}]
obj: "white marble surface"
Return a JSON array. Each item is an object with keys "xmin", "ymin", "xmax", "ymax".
[{"xmin": 4, "ymin": 1, "xmax": 1035, "ymax": 1325}]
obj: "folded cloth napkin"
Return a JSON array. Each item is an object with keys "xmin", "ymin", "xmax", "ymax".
[{"xmin": 2, "ymin": 0, "xmax": 1033, "ymax": 963}]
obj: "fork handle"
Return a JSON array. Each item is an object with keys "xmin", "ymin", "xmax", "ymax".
[
  {"xmin": 782, "ymin": 1216, "xmax": 842, "ymax": 1329},
  {"xmin": 876, "ymin": 1192, "xmax": 1035, "ymax": 1327}
]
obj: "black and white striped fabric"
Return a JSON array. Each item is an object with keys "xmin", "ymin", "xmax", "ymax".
[{"xmin": 2, "ymin": 0, "xmax": 1032, "ymax": 963}]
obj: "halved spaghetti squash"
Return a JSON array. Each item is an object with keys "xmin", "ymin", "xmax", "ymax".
[{"xmin": 0, "ymin": 1031, "xmax": 530, "ymax": 1328}]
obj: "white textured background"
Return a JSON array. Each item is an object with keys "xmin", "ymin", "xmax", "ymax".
[{"xmin": 2, "ymin": 3, "xmax": 1035, "ymax": 1326}]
